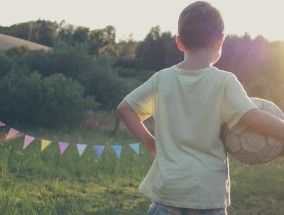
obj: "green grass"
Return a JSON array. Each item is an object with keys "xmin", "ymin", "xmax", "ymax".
[
  {"xmin": 228, "ymin": 158, "xmax": 284, "ymax": 215},
  {"xmin": 0, "ymin": 127, "xmax": 284, "ymax": 214}
]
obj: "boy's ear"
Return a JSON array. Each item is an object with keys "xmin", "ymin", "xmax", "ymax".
[
  {"xmin": 176, "ymin": 35, "xmax": 186, "ymax": 52},
  {"xmin": 216, "ymin": 34, "xmax": 224, "ymax": 49}
]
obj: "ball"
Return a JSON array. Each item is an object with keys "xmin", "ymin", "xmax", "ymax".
[{"xmin": 221, "ymin": 97, "xmax": 284, "ymax": 165}]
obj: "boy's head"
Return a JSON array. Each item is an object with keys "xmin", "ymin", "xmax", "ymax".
[{"xmin": 178, "ymin": 1, "xmax": 224, "ymax": 51}]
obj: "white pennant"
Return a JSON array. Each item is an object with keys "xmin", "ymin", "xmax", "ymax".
[{"xmin": 77, "ymin": 144, "xmax": 88, "ymax": 157}]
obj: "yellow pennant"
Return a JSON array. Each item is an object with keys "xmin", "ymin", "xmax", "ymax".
[{"xmin": 41, "ymin": 139, "xmax": 52, "ymax": 151}]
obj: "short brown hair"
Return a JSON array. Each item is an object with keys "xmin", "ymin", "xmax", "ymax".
[{"xmin": 178, "ymin": 1, "xmax": 224, "ymax": 50}]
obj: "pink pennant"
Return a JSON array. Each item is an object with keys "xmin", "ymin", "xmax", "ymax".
[
  {"xmin": 0, "ymin": 121, "xmax": 5, "ymax": 127},
  {"xmin": 6, "ymin": 128, "xmax": 20, "ymax": 140},
  {"xmin": 23, "ymin": 135, "xmax": 35, "ymax": 149},
  {"xmin": 59, "ymin": 142, "xmax": 70, "ymax": 154}
]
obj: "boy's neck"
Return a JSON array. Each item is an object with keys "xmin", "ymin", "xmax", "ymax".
[{"xmin": 177, "ymin": 48, "xmax": 217, "ymax": 70}]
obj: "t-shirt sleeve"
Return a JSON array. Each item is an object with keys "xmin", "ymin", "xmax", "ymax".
[
  {"xmin": 223, "ymin": 74, "xmax": 257, "ymax": 129},
  {"xmin": 124, "ymin": 73, "xmax": 157, "ymax": 121}
]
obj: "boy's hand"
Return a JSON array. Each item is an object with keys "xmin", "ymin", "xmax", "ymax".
[
  {"xmin": 144, "ymin": 141, "xmax": 156, "ymax": 156},
  {"xmin": 151, "ymin": 145, "xmax": 156, "ymax": 156},
  {"xmin": 117, "ymin": 100, "xmax": 156, "ymax": 157},
  {"xmin": 141, "ymin": 134, "xmax": 156, "ymax": 156}
]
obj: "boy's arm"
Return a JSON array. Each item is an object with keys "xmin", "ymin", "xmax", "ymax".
[
  {"xmin": 240, "ymin": 108, "xmax": 284, "ymax": 141},
  {"xmin": 117, "ymin": 100, "xmax": 156, "ymax": 156}
]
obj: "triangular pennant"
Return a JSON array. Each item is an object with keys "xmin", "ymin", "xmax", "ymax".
[
  {"xmin": 41, "ymin": 139, "xmax": 52, "ymax": 151},
  {"xmin": 59, "ymin": 142, "xmax": 70, "ymax": 154},
  {"xmin": 0, "ymin": 121, "xmax": 5, "ymax": 127},
  {"xmin": 23, "ymin": 135, "xmax": 35, "ymax": 149},
  {"xmin": 129, "ymin": 143, "xmax": 140, "ymax": 155},
  {"xmin": 93, "ymin": 145, "xmax": 105, "ymax": 159},
  {"xmin": 112, "ymin": 145, "xmax": 123, "ymax": 159},
  {"xmin": 6, "ymin": 128, "xmax": 20, "ymax": 140},
  {"xmin": 76, "ymin": 144, "xmax": 87, "ymax": 157}
]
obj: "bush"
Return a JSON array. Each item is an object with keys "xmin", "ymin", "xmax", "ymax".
[
  {"xmin": 0, "ymin": 53, "xmax": 13, "ymax": 77},
  {"xmin": 0, "ymin": 70, "xmax": 97, "ymax": 127},
  {"xmin": 80, "ymin": 55, "xmax": 140, "ymax": 110}
]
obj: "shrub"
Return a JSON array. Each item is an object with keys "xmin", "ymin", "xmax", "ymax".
[{"xmin": 0, "ymin": 70, "xmax": 97, "ymax": 127}]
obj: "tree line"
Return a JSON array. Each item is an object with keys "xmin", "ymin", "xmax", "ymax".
[{"xmin": 0, "ymin": 20, "xmax": 283, "ymax": 128}]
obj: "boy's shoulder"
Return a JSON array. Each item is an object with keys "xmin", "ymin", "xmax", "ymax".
[
  {"xmin": 152, "ymin": 66, "xmax": 237, "ymax": 85},
  {"xmin": 152, "ymin": 66, "xmax": 176, "ymax": 80},
  {"xmin": 158, "ymin": 66, "xmax": 176, "ymax": 74},
  {"xmin": 157, "ymin": 65, "xmax": 235, "ymax": 78}
]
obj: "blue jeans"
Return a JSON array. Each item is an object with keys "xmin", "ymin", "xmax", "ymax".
[{"xmin": 147, "ymin": 202, "xmax": 227, "ymax": 215}]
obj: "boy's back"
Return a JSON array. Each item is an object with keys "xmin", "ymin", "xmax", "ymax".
[{"xmin": 124, "ymin": 65, "xmax": 256, "ymax": 208}]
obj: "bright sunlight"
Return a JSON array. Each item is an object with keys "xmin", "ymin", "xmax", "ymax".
[{"xmin": 1, "ymin": 0, "xmax": 284, "ymax": 41}]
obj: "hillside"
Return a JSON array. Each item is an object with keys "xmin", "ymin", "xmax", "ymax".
[{"xmin": 0, "ymin": 33, "xmax": 51, "ymax": 51}]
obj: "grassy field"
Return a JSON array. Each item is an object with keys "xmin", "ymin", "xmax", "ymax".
[
  {"xmin": 0, "ymin": 33, "xmax": 51, "ymax": 51},
  {"xmin": 0, "ymin": 127, "xmax": 284, "ymax": 215}
]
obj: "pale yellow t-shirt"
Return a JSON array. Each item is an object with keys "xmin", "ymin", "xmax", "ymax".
[{"xmin": 124, "ymin": 65, "xmax": 256, "ymax": 209}]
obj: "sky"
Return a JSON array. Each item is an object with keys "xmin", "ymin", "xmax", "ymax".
[{"xmin": 1, "ymin": 0, "xmax": 284, "ymax": 42}]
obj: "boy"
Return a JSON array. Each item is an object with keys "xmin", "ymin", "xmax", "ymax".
[{"xmin": 117, "ymin": 1, "xmax": 284, "ymax": 214}]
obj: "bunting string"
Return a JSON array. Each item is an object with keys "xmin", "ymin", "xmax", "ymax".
[{"xmin": 0, "ymin": 120, "xmax": 141, "ymax": 158}]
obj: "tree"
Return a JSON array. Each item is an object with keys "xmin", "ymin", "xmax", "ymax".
[
  {"xmin": 0, "ymin": 69, "xmax": 97, "ymax": 127},
  {"xmin": 115, "ymin": 36, "xmax": 138, "ymax": 62},
  {"xmin": 135, "ymin": 26, "xmax": 181, "ymax": 71},
  {"xmin": 0, "ymin": 53, "xmax": 13, "ymax": 77},
  {"xmin": 14, "ymin": 49, "xmax": 54, "ymax": 77},
  {"xmin": 0, "ymin": 20, "xmax": 58, "ymax": 46},
  {"xmin": 79, "ymin": 54, "xmax": 139, "ymax": 110},
  {"xmin": 88, "ymin": 26, "xmax": 116, "ymax": 56},
  {"xmin": 57, "ymin": 21, "xmax": 75, "ymax": 44},
  {"xmin": 32, "ymin": 19, "xmax": 58, "ymax": 46},
  {"xmin": 40, "ymin": 73, "xmax": 97, "ymax": 126},
  {"xmin": 73, "ymin": 27, "xmax": 89, "ymax": 43},
  {"xmin": 50, "ymin": 41, "xmax": 94, "ymax": 81}
]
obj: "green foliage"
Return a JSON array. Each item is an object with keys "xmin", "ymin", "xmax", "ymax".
[
  {"xmin": 135, "ymin": 26, "xmax": 182, "ymax": 71},
  {"xmin": 0, "ymin": 20, "xmax": 58, "ymax": 46},
  {"xmin": 5, "ymin": 46, "xmax": 31, "ymax": 58},
  {"xmin": 0, "ymin": 41, "xmax": 139, "ymax": 126},
  {"xmin": 0, "ymin": 70, "xmax": 97, "ymax": 127},
  {"xmin": 115, "ymin": 37, "xmax": 138, "ymax": 62},
  {"xmin": 88, "ymin": 25, "xmax": 116, "ymax": 56},
  {"xmin": 0, "ymin": 70, "xmax": 44, "ymax": 125},
  {"xmin": 72, "ymin": 26, "xmax": 90, "ymax": 43},
  {"xmin": 14, "ymin": 49, "xmax": 53, "ymax": 77},
  {"xmin": 40, "ymin": 73, "xmax": 97, "ymax": 126},
  {"xmin": 0, "ymin": 22, "xmax": 32, "ymax": 41},
  {"xmin": 0, "ymin": 53, "xmax": 13, "ymax": 77},
  {"xmin": 50, "ymin": 41, "xmax": 94, "ymax": 80},
  {"xmin": 31, "ymin": 20, "xmax": 58, "ymax": 46},
  {"xmin": 80, "ymin": 54, "xmax": 140, "ymax": 110}
]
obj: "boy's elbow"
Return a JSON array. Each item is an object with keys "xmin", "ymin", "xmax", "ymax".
[
  {"xmin": 117, "ymin": 101, "xmax": 125, "ymax": 116},
  {"xmin": 240, "ymin": 108, "xmax": 278, "ymax": 130},
  {"xmin": 239, "ymin": 108, "xmax": 259, "ymax": 128},
  {"xmin": 117, "ymin": 100, "xmax": 131, "ymax": 116}
]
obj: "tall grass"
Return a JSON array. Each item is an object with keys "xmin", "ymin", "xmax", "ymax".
[{"xmin": 0, "ymin": 127, "xmax": 284, "ymax": 214}]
